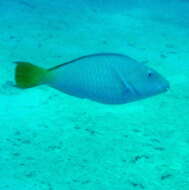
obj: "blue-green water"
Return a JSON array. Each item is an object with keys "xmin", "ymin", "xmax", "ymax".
[{"xmin": 0, "ymin": 0, "xmax": 189, "ymax": 189}]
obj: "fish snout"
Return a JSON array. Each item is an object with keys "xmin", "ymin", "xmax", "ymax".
[{"xmin": 160, "ymin": 78, "xmax": 170, "ymax": 92}]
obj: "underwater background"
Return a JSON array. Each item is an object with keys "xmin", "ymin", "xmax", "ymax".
[{"xmin": 0, "ymin": 0, "xmax": 189, "ymax": 189}]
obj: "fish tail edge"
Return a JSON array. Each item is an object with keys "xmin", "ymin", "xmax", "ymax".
[{"xmin": 15, "ymin": 62, "xmax": 50, "ymax": 88}]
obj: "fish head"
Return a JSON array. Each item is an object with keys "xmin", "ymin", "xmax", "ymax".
[{"xmin": 126, "ymin": 66, "xmax": 170, "ymax": 100}]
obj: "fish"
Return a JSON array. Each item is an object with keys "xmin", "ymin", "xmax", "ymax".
[{"xmin": 15, "ymin": 53, "xmax": 170, "ymax": 104}]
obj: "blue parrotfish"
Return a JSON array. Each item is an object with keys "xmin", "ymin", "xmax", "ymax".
[{"xmin": 15, "ymin": 53, "xmax": 169, "ymax": 104}]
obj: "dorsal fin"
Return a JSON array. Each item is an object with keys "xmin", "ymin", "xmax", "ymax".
[{"xmin": 48, "ymin": 53, "xmax": 126, "ymax": 71}]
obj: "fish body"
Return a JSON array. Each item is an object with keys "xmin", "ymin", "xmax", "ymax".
[{"xmin": 15, "ymin": 53, "xmax": 169, "ymax": 104}]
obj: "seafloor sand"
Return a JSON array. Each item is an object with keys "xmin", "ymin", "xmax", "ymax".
[{"xmin": 0, "ymin": 0, "xmax": 189, "ymax": 189}]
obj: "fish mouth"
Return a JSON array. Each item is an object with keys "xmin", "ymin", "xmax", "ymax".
[
  {"xmin": 157, "ymin": 82, "xmax": 170, "ymax": 95},
  {"xmin": 162, "ymin": 79, "xmax": 170, "ymax": 92},
  {"xmin": 165, "ymin": 86, "xmax": 170, "ymax": 91}
]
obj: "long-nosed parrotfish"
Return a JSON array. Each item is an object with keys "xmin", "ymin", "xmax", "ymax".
[{"xmin": 15, "ymin": 53, "xmax": 169, "ymax": 104}]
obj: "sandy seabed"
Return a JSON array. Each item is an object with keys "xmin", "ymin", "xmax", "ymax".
[{"xmin": 0, "ymin": 0, "xmax": 189, "ymax": 189}]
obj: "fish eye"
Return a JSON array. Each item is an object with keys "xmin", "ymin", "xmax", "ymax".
[{"xmin": 147, "ymin": 71, "xmax": 153, "ymax": 77}]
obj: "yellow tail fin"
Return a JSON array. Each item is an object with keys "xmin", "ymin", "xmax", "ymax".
[{"xmin": 15, "ymin": 62, "xmax": 49, "ymax": 88}]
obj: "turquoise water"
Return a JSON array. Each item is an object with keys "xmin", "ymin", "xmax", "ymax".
[{"xmin": 0, "ymin": 0, "xmax": 189, "ymax": 189}]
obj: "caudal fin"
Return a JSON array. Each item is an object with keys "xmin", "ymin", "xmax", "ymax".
[{"xmin": 15, "ymin": 62, "xmax": 49, "ymax": 88}]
